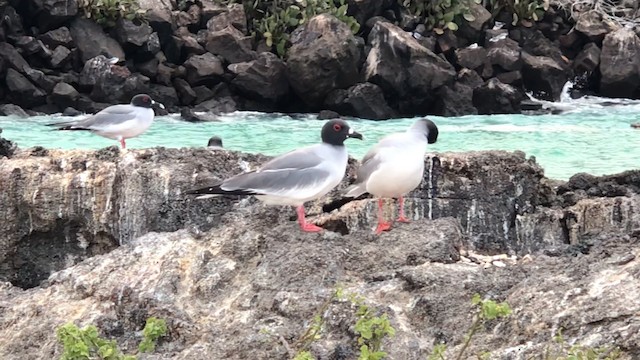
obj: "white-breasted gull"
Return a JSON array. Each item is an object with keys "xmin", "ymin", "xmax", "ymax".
[
  {"xmin": 343, "ymin": 118, "xmax": 439, "ymax": 234},
  {"xmin": 187, "ymin": 119, "xmax": 363, "ymax": 232},
  {"xmin": 46, "ymin": 94, "xmax": 164, "ymax": 149}
]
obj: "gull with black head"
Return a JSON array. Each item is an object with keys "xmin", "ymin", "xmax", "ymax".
[
  {"xmin": 186, "ymin": 119, "xmax": 363, "ymax": 232},
  {"xmin": 46, "ymin": 94, "xmax": 164, "ymax": 149},
  {"xmin": 343, "ymin": 118, "xmax": 439, "ymax": 234}
]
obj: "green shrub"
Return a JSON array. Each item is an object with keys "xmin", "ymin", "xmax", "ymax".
[
  {"xmin": 78, "ymin": 0, "xmax": 147, "ymax": 27},
  {"xmin": 138, "ymin": 317, "xmax": 168, "ymax": 353},
  {"xmin": 238, "ymin": 0, "xmax": 359, "ymax": 57},
  {"xmin": 57, "ymin": 323, "xmax": 135, "ymax": 360},
  {"xmin": 400, "ymin": 0, "xmax": 482, "ymax": 34},
  {"xmin": 57, "ymin": 317, "xmax": 168, "ymax": 360},
  {"xmin": 488, "ymin": 0, "xmax": 549, "ymax": 26}
]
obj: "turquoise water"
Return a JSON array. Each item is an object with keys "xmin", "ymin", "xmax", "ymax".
[{"xmin": 1, "ymin": 97, "xmax": 639, "ymax": 180}]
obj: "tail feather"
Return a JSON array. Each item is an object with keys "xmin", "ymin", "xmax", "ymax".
[
  {"xmin": 185, "ymin": 183, "xmax": 258, "ymax": 197},
  {"xmin": 45, "ymin": 122, "xmax": 90, "ymax": 131},
  {"xmin": 342, "ymin": 183, "xmax": 367, "ymax": 198},
  {"xmin": 53, "ymin": 126, "xmax": 91, "ymax": 131}
]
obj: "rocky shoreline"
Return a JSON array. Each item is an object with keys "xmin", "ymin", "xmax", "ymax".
[
  {"xmin": 1, "ymin": 138, "xmax": 640, "ymax": 358},
  {"xmin": 1, "ymin": 0, "xmax": 640, "ymax": 119}
]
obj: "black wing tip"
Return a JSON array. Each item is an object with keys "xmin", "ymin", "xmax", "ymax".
[
  {"xmin": 322, "ymin": 193, "xmax": 370, "ymax": 213},
  {"xmin": 46, "ymin": 124, "xmax": 90, "ymax": 131},
  {"xmin": 186, "ymin": 184, "xmax": 258, "ymax": 196}
]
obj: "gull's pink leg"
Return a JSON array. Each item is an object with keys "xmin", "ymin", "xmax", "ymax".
[
  {"xmin": 375, "ymin": 198, "xmax": 391, "ymax": 234},
  {"xmin": 296, "ymin": 205, "xmax": 323, "ymax": 232},
  {"xmin": 396, "ymin": 196, "xmax": 411, "ymax": 223},
  {"xmin": 119, "ymin": 138, "xmax": 126, "ymax": 149}
]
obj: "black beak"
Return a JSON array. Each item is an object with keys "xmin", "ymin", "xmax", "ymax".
[{"xmin": 348, "ymin": 130, "xmax": 363, "ymax": 140}]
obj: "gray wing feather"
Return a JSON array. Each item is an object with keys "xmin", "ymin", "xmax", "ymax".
[
  {"xmin": 259, "ymin": 146, "xmax": 324, "ymax": 171},
  {"xmin": 74, "ymin": 105, "xmax": 137, "ymax": 129},
  {"xmin": 222, "ymin": 167, "xmax": 330, "ymax": 196}
]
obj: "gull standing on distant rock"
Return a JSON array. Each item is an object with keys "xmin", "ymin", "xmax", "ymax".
[
  {"xmin": 343, "ymin": 119, "xmax": 439, "ymax": 234},
  {"xmin": 47, "ymin": 94, "xmax": 165, "ymax": 149},
  {"xmin": 186, "ymin": 119, "xmax": 363, "ymax": 232},
  {"xmin": 207, "ymin": 136, "xmax": 224, "ymax": 149}
]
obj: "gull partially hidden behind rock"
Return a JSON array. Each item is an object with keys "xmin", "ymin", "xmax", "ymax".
[
  {"xmin": 343, "ymin": 119, "xmax": 439, "ymax": 234},
  {"xmin": 186, "ymin": 119, "xmax": 363, "ymax": 232},
  {"xmin": 46, "ymin": 94, "xmax": 164, "ymax": 149}
]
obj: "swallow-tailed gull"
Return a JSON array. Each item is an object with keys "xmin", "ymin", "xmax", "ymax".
[
  {"xmin": 207, "ymin": 136, "xmax": 224, "ymax": 149},
  {"xmin": 47, "ymin": 94, "xmax": 164, "ymax": 149},
  {"xmin": 187, "ymin": 119, "xmax": 363, "ymax": 232},
  {"xmin": 343, "ymin": 119, "xmax": 439, "ymax": 234}
]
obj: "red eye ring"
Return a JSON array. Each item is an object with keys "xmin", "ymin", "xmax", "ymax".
[{"xmin": 333, "ymin": 124, "xmax": 342, "ymax": 131}]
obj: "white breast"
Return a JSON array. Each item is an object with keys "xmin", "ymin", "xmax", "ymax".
[{"xmin": 365, "ymin": 133, "xmax": 427, "ymax": 198}]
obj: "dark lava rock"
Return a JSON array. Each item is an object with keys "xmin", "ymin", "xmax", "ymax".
[
  {"xmin": 39, "ymin": 26, "xmax": 74, "ymax": 48},
  {"xmin": 62, "ymin": 107, "xmax": 82, "ymax": 116},
  {"xmin": 599, "ymin": 28, "xmax": 640, "ymax": 98},
  {"xmin": 50, "ymin": 82, "xmax": 80, "ymax": 110},
  {"xmin": 324, "ymin": 82, "xmax": 395, "ymax": 120},
  {"xmin": 49, "ymin": 45, "xmax": 73, "ymax": 69},
  {"xmin": 521, "ymin": 52, "xmax": 568, "ymax": 101},
  {"xmin": 0, "ymin": 104, "xmax": 29, "ymax": 118},
  {"xmin": 0, "ymin": 5, "xmax": 24, "ymax": 37},
  {"xmin": 0, "ymin": 42, "xmax": 31, "ymax": 73},
  {"xmin": 228, "ymin": 52, "xmax": 289, "ymax": 103},
  {"xmin": 205, "ymin": 25, "xmax": 256, "ymax": 64},
  {"xmin": 184, "ymin": 52, "xmax": 224, "ymax": 86},
  {"xmin": 5, "ymin": 68, "xmax": 47, "ymax": 108},
  {"xmin": 115, "ymin": 19, "xmax": 153, "ymax": 48},
  {"xmin": 206, "ymin": 3, "xmax": 247, "ymax": 33},
  {"xmin": 70, "ymin": 17, "xmax": 125, "ymax": 62},
  {"xmin": 173, "ymin": 78, "xmax": 197, "ymax": 105},
  {"xmin": 455, "ymin": 46, "xmax": 487, "ymax": 71},
  {"xmin": 573, "ymin": 42, "xmax": 601, "ymax": 74},
  {"xmin": 317, "ymin": 109, "xmax": 340, "ymax": 120},
  {"xmin": 193, "ymin": 96, "xmax": 237, "ymax": 114},
  {"xmin": 0, "ymin": 128, "xmax": 17, "ymax": 157},
  {"xmin": 364, "ymin": 21, "xmax": 455, "ymax": 114},
  {"xmin": 287, "ymin": 14, "xmax": 361, "ymax": 109},
  {"xmin": 473, "ymin": 78, "xmax": 523, "ymax": 115},
  {"xmin": 28, "ymin": 0, "xmax": 78, "ymax": 32}
]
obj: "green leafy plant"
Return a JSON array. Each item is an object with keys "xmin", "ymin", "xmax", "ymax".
[
  {"xmin": 138, "ymin": 317, "xmax": 168, "ymax": 353},
  {"xmin": 543, "ymin": 329, "xmax": 621, "ymax": 360},
  {"xmin": 488, "ymin": 0, "xmax": 549, "ymax": 26},
  {"xmin": 244, "ymin": 0, "xmax": 360, "ymax": 57},
  {"xmin": 427, "ymin": 344, "xmax": 447, "ymax": 360},
  {"xmin": 342, "ymin": 292, "xmax": 396, "ymax": 360},
  {"xmin": 293, "ymin": 350, "xmax": 317, "ymax": 360},
  {"xmin": 401, "ymin": 0, "xmax": 482, "ymax": 34},
  {"xmin": 454, "ymin": 294, "xmax": 512, "ymax": 360},
  {"xmin": 78, "ymin": 0, "xmax": 147, "ymax": 27},
  {"xmin": 57, "ymin": 317, "xmax": 168, "ymax": 360},
  {"xmin": 57, "ymin": 323, "xmax": 136, "ymax": 360}
]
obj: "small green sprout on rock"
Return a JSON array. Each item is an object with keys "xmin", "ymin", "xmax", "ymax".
[
  {"xmin": 427, "ymin": 293, "xmax": 512, "ymax": 360},
  {"xmin": 455, "ymin": 294, "xmax": 512, "ymax": 360},
  {"xmin": 57, "ymin": 323, "xmax": 136, "ymax": 360},
  {"xmin": 138, "ymin": 317, "xmax": 168, "ymax": 353},
  {"xmin": 57, "ymin": 317, "xmax": 168, "ymax": 360},
  {"xmin": 292, "ymin": 350, "xmax": 317, "ymax": 360},
  {"xmin": 546, "ymin": 329, "xmax": 621, "ymax": 360},
  {"xmin": 354, "ymin": 306, "xmax": 396, "ymax": 360},
  {"xmin": 335, "ymin": 288, "xmax": 396, "ymax": 360}
]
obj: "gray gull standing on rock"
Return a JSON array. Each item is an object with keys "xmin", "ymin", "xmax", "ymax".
[
  {"xmin": 186, "ymin": 119, "xmax": 363, "ymax": 232},
  {"xmin": 343, "ymin": 119, "xmax": 439, "ymax": 234},
  {"xmin": 46, "ymin": 94, "xmax": 165, "ymax": 149},
  {"xmin": 207, "ymin": 136, "xmax": 224, "ymax": 149}
]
